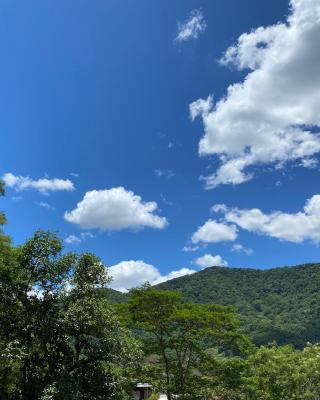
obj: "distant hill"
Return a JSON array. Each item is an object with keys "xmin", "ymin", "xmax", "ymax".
[
  {"xmin": 102, "ymin": 288, "xmax": 128, "ymax": 303},
  {"xmin": 104, "ymin": 263, "xmax": 320, "ymax": 346},
  {"xmin": 156, "ymin": 264, "xmax": 320, "ymax": 347}
]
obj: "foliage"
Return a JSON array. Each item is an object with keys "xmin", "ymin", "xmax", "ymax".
[
  {"xmin": 99, "ymin": 287, "xmax": 128, "ymax": 303},
  {"xmin": 0, "ymin": 227, "xmax": 142, "ymax": 400},
  {"xmin": 157, "ymin": 265, "xmax": 320, "ymax": 347},
  {"xmin": 241, "ymin": 343, "xmax": 320, "ymax": 400},
  {"xmin": 125, "ymin": 286, "xmax": 249, "ymax": 400}
]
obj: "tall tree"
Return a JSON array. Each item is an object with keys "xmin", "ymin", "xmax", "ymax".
[
  {"xmin": 0, "ymin": 229, "xmax": 142, "ymax": 400},
  {"xmin": 0, "ymin": 180, "xmax": 22, "ymax": 399},
  {"xmin": 127, "ymin": 286, "xmax": 249, "ymax": 399}
]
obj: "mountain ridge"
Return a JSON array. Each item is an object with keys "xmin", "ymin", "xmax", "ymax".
[
  {"xmin": 155, "ymin": 263, "xmax": 320, "ymax": 346},
  {"xmin": 106, "ymin": 263, "xmax": 320, "ymax": 346}
]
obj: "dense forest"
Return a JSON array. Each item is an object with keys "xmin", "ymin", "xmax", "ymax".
[
  {"xmin": 157, "ymin": 265, "xmax": 320, "ymax": 347},
  {"xmin": 107, "ymin": 263, "xmax": 320, "ymax": 347}
]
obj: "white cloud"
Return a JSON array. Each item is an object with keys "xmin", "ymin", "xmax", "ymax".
[
  {"xmin": 3, "ymin": 173, "xmax": 74, "ymax": 195},
  {"xmin": 190, "ymin": 0, "xmax": 320, "ymax": 188},
  {"xmin": 176, "ymin": 9, "xmax": 206, "ymax": 42},
  {"xmin": 299, "ymin": 158, "xmax": 318, "ymax": 168},
  {"xmin": 38, "ymin": 202, "xmax": 55, "ymax": 211},
  {"xmin": 182, "ymin": 245, "xmax": 199, "ymax": 252},
  {"xmin": 195, "ymin": 254, "xmax": 228, "ymax": 269},
  {"xmin": 64, "ymin": 187, "xmax": 168, "ymax": 231},
  {"xmin": 155, "ymin": 169, "xmax": 175, "ymax": 179},
  {"xmin": 231, "ymin": 243, "xmax": 253, "ymax": 255},
  {"xmin": 108, "ymin": 260, "xmax": 196, "ymax": 292},
  {"xmin": 191, "ymin": 219, "xmax": 237, "ymax": 244},
  {"xmin": 65, "ymin": 234, "xmax": 82, "ymax": 245},
  {"xmin": 154, "ymin": 268, "xmax": 196, "ymax": 285},
  {"xmin": 215, "ymin": 195, "xmax": 320, "ymax": 244},
  {"xmin": 64, "ymin": 232, "xmax": 94, "ymax": 245},
  {"xmin": 210, "ymin": 204, "xmax": 228, "ymax": 213}
]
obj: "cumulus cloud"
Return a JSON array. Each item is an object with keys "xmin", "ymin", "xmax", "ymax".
[
  {"xmin": 153, "ymin": 268, "xmax": 197, "ymax": 285},
  {"xmin": 3, "ymin": 173, "xmax": 74, "ymax": 195},
  {"xmin": 175, "ymin": 9, "xmax": 206, "ymax": 42},
  {"xmin": 190, "ymin": 0, "xmax": 320, "ymax": 188},
  {"xmin": 195, "ymin": 254, "xmax": 228, "ymax": 269},
  {"xmin": 64, "ymin": 232, "xmax": 94, "ymax": 245},
  {"xmin": 64, "ymin": 187, "xmax": 168, "ymax": 231},
  {"xmin": 108, "ymin": 260, "xmax": 196, "ymax": 292},
  {"xmin": 212, "ymin": 195, "xmax": 320, "ymax": 244},
  {"xmin": 191, "ymin": 219, "xmax": 237, "ymax": 244}
]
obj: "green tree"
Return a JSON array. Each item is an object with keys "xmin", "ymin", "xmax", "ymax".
[
  {"xmin": 0, "ymin": 228, "xmax": 142, "ymax": 400},
  {"xmin": 242, "ymin": 345, "xmax": 298, "ymax": 400},
  {"xmin": 242, "ymin": 344, "xmax": 320, "ymax": 400},
  {"xmin": 0, "ymin": 180, "xmax": 23, "ymax": 399},
  {"xmin": 126, "ymin": 286, "xmax": 248, "ymax": 400}
]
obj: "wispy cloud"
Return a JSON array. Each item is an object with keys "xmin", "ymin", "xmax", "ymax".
[
  {"xmin": 231, "ymin": 243, "xmax": 253, "ymax": 255},
  {"xmin": 3, "ymin": 173, "xmax": 75, "ymax": 195},
  {"xmin": 38, "ymin": 201, "xmax": 55, "ymax": 211},
  {"xmin": 65, "ymin": 232, "xmax": 94, "ymax": 245},
  {"xmin": 160, "ymin": 194, "xmax": 176, "ymax": 207},
  {"xmin": 176, "ymin": 9, "xmax": 206, "ymax": 42},
  {"xmin": 155, "ymin": 169, "xmax": 175, "ymax": 179},
  {"xmin": 182, "ymin": 245, "xmax": 199, "ymax": 252}
]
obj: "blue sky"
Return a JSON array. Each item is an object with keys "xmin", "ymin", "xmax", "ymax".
[{"xmin": 2, "ymin": 0, "xmax": 320, "ymax": 290}]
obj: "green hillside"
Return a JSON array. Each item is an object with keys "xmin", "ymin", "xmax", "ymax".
[
  {"xmin": 155, "ymin": 263, "xmax": 320, "ymax": 347},
  {"xmin": 102, "ymin": 287, "xmax": 128, "ymax": 303}
]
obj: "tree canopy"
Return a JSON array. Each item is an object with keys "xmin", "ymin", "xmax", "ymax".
[
  {"xmin": 125, "ymin": 286, "xmax": 249, "ymax": 399},
  {"xmin": 157, "ymin": 264, "xmax": 320, "ymax": 347},
  {"xmin": 0, "ymin": 229, "xmax": 142, "ymax": 400}
]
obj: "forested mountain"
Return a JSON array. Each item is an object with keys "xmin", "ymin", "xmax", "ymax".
[
  {"xmin": 107, "ymin": 263, "xmax": 320, "ymax": 347},
  {"xmin": 155, "ymin": 264, "xmax": 320, "ymax": 347}
]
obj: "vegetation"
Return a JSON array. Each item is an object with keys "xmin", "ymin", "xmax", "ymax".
[
  {"xmin": 124, "ymin": 286, "xmax": 249, "ymax": 399},
  {"xmin": 242, "ymin": 343, "xmax": 320, "ymax": 400},
  {"xmin": 3, "ymin": 184, "xmax": 320, "ymax": 399},
  {"xmin": 157, "ymin": 265, "xmax": 320, "ymax": 346},
  {"xmin": 0, "ymin": 186, "xmax": 141, "ymax": 399}
]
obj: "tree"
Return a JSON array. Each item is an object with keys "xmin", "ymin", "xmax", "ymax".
[
  {"xmin": 0, "ymin": 180, "xmax": 22, "ymax": 399},
  {"xmin": 0, "ymin": 180, "xmax": 5, "ymax": 226},
  {"xmin": 0, "ymin": 229, "xmax": 142, "ymax": 400},
  {"xmin": 242, "ymin": 345, "xmax": 298, "ymax": 400},
  {"xmin": 242, "ymin": 344, "xmax": 320, "ymax": 400},
  {"xmin": 126, "ymin": 286, "xmax": 249, "ymax": 399}
]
